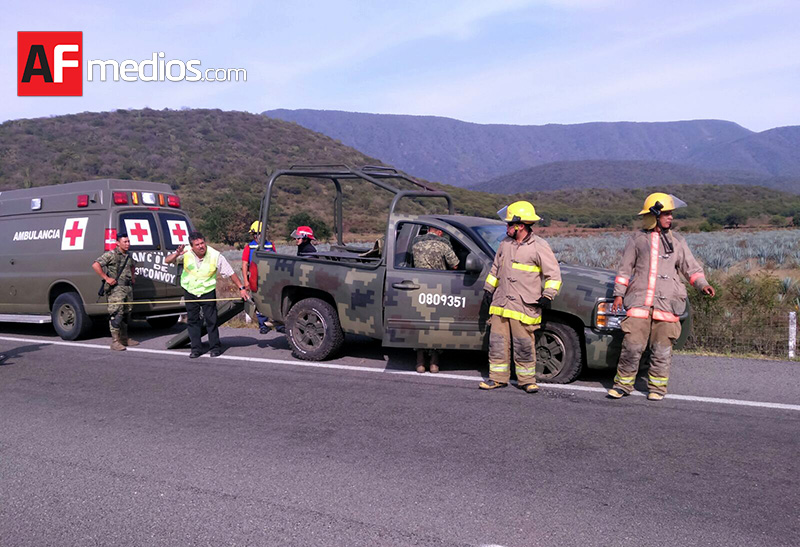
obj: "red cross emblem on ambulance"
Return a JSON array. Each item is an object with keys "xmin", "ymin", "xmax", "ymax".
[
  {"xmin": 124, "ymin": 219, "xmax": 153, "ymax": 246},
  {"xmin": 166, "ymin": 219, "xmax": 189, "ymax": 245},
  {"xmin": 61, "ymin": 217, "xmax": 88, "ymax": 250}
]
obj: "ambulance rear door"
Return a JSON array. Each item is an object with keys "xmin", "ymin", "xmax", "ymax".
[
  {"xmin": 155, "ymin": 210, "xmax": 192, "ymax": 295},
  {"xmin": 118, "ymin": 210, "xmax": 192, "ymax": 298}
]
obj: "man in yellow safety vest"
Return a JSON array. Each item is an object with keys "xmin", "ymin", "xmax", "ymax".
[{"xmin": 166, "ymin": 231, "xmax": 249, "ymax": 358}]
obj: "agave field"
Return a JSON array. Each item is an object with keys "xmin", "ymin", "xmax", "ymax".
[
  {"xmin": 549, "ymin": 229, "xmax": 800, "ymax": 358},
  {"xmin": 549, "ymin": 229, "xmax": 800, "ymax": 271}
]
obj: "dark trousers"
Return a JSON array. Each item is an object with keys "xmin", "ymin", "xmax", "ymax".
[{"xmin": 184, "ymin": 289, "xmax": 220, "ymax": 353}]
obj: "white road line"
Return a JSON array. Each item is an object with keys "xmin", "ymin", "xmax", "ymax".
[{"xmin": 2, "ymin": 335, "xmax": 800, "ymax": 412}]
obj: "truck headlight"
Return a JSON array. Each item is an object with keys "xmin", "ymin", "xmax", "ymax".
[{"xmin": 594, "ymin": 300, "xmax": 626, "ymax": 330}]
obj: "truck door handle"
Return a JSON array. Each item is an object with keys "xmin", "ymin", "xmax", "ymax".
[{"xmin": 392, "ymin": 280, "xmax": 420, "ymax": 290}]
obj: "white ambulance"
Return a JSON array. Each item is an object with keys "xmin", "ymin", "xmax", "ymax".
[{"xmin": 0, "ymin": 179, "xmax": 193, "ymax": 339}]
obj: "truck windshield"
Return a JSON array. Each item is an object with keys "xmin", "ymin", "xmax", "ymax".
[{"xmin": 473, "ymin": 225, "xmax": 507, "ymax": 253}]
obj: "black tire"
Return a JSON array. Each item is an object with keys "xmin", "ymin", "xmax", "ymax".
[
  {"xmin": 285, "ymin": 297, "xmax": 344, "ymax": 361},
  {"xmin": 147, "ymin": 315, "xmax": 180, "ymax": 330},
  {"xmin": 535, "ymin": 320, "xmax": 583, "ymax": 384},
  {"xmin": 51, "ymin": 292, "xmax": 93, "ymax": 341}
]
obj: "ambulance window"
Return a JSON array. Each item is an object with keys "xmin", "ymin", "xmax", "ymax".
[
  {"xmin": 158, "ymin": 213, "xmax": 192, "ymax": 250},
  {"xmin": 118, "ymin": 212, "xmax": 160, "ymax": 251}
]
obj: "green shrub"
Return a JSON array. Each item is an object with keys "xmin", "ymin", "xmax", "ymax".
[
  {"xmin": 770, "ymin": 215, "xmax": 787, "ymax": 226},
  {"xmin": 698, "ymin": 221, "xmax": 722, "ymax": 232},
  {"xmin": 686, "ymin": 272, "xmax": 795, "ymax": 356}
]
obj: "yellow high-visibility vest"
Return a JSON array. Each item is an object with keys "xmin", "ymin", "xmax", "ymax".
[{"xmin": 181, "ymin": 246, "xmax": 220, "ymax": 296}]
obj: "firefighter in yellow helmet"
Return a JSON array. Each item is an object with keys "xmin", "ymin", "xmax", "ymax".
[
  {"xmin": 608, "ymin": 193, "xmax": 715, "ymax": 401},
  {"xmin": 479, "ymin": 201, "xmax": 562, "ymax": 393},
  {"xmin": 242, "ymin": 220, "xmax": 276, "ymax": 333}
]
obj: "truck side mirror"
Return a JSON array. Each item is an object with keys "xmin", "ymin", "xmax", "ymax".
[{"xmin": 465, "ymin": 253, "xmax": 483, "ymax": 273}]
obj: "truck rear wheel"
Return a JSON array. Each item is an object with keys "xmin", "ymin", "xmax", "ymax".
[
  {"xmin": 286, "ymin": 297, "xmax": 344, "ymax": 361},
  {"xmin": 535, "ymin": 320, "xmax": 583, "ymax": 384},
  {"xmin": 52, "ymin": 292, "xmax": 93, "ymax": 341}
]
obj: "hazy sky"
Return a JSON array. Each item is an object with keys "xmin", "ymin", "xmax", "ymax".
[{"xmin": 3, "ymin": 0, "xmax": 799, "ymax": 131}]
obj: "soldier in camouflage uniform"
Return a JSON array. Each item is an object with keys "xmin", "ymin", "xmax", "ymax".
[
  {"xmin": 92, "ymin": 233, "xmax": 138, "ymax": 351},
  {"xmin": 410, "ymin": 226, "xmax": 459, "ymax": 372}
]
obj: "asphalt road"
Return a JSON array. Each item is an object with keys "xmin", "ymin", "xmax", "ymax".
[{"xmin": 1, "ymin": 323, "xmax": 798, "ymax": 547}]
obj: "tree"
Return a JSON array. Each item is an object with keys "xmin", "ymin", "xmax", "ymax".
[
  {"xmin": 200, "ymin": 204, "xmax": 250, "ymax": 245},
  {"xmin": 199, "ymin": 193, "xmax": 260, "ymax": 245},
  {"xmin": 724, "ymin": 211, "xmax": 747, "ymax": 228}
]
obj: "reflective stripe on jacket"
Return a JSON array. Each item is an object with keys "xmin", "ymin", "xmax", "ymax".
[
  {"xmin": 484, "ymin": 232, "xmax": 561, "ymax": 325},
  {"xmin": 613, "ymin": 230, "xmax": 709, "ymax": 321},
  {"xmin": 181, "ymin": 246, "xmax": 220, "ymax": 296}
]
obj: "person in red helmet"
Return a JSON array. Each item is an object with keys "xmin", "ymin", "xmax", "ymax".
[{"xmin": 292, "ymin": 225, "xmax": 317, "ymax": 256}]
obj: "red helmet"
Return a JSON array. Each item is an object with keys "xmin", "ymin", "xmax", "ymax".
[{"xmin": 291, "ymin": 225, "xmax": 315, "ymax": 239}]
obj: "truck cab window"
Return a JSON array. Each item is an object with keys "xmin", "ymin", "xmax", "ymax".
[{"xmin": 395, "ymin": 222, "xmax": 468, "ymax": 271}]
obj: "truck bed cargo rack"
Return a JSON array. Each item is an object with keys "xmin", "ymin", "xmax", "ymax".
[{"xmin": 258, "ymin": 165, "xmax": 454, "ymax": 252}]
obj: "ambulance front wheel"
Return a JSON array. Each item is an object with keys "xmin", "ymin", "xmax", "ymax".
[{"xmin": 52, "ymin": 292, "xmax": 93, "ymax": 341}]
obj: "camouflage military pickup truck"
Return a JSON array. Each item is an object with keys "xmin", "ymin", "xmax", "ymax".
[{"xmin": 247, "ymin": 166, "xmax": 690, "ymax": 383}]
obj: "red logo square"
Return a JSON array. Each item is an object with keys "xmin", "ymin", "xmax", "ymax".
[{"xmin": 18, "ymin": 31, "xmax": 82, "ymax": 96}]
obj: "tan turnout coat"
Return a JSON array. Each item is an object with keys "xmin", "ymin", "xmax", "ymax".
[
  {"xmin": 613, "ymin": 230, "xmax": 709, "ymax": 321},
  {"xmin": 484, "ymin": 232, "xmax": 562, "ymax": 325}
]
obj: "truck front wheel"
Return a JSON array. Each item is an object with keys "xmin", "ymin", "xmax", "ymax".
[
  {"xmin": 52, "ymin": 292, "xmax": 93, "ymax": 341},
  {"xmin": 286, "ymin": 298, "xmax": 344, "ymax": 361},
  {"xmin": 535, "ymin": 320, "xmax": 583, "ymax": 384}
]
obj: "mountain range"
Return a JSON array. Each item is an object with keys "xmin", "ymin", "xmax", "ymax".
[
  {"xmin": 2, "ymin": 108, "xmax": 799, "ymax": 239},
  {"xmin": 469, "ymin": 160, "xmax": 800, "ymax": 194},
  {"xmin": 263, "ymin": 109, "xmax": 800, "ymax": 193}
]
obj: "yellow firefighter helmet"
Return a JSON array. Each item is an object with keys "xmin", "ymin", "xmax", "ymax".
[
  {"xmin": 638, "ymin": 193, "xmax": 687, "ymax": 216},
  {"xmin": 249, "ymin": 220, "xmax": 263, "ymax": 233},
  {"xmin": 498, "ymin": 200, "xmax": 541, "ymax": 223}
]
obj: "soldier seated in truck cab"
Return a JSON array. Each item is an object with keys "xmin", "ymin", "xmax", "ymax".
[
  {"xmin": 410, "ymin": 227, "xmax": 459, "ymax": 271},
  {"xmin": 409, "ymin": 226, "xmax": 460, "ymax": 373}
]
